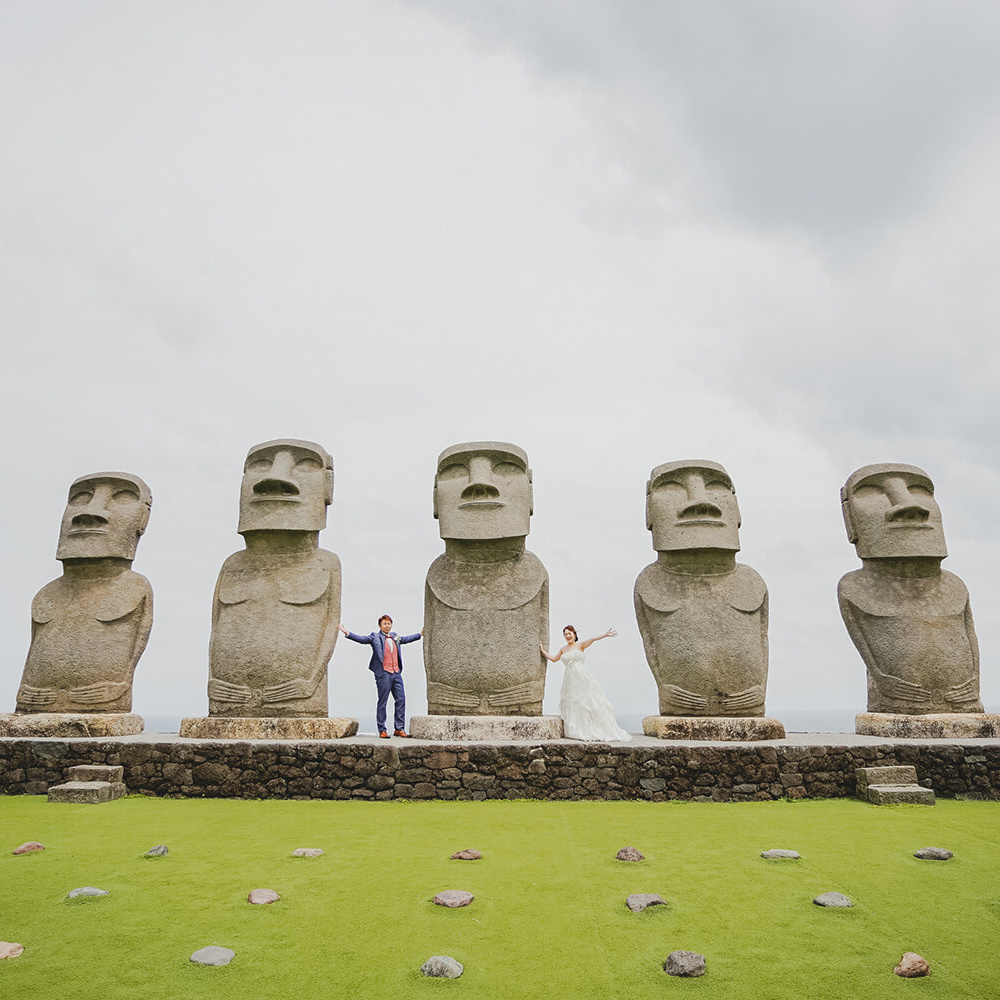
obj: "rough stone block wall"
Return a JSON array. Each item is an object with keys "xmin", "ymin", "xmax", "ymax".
[{"xmin": 1, "ymin": 739, "xmax": 998, "ymax": 801}]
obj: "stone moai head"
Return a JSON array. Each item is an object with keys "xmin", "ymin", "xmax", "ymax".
[
  {"xmin": 433, "ymin": 441, "xmax": 533, "ymax": 541},
  {"xmin": 646, "ymin": 460, "xmax": 740, "ymax": 553},
  {"xmin": 841, "ymin": 463, "xmax": 947, "ymax": 559},
  {"xmin": 56, "ymin": 472, "xmax": 152, "ymax": 561},
  {"xmin": 237, "ymin": 439, "xmax": 333, "ymax": 535}
]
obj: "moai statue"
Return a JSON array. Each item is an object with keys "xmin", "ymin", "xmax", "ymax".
[
  {"xmin": 635, "ymin": 461, "xmax": 781, "ymax": 739},
  {"xmin": 15, "ymin": 472, "xmax": 153, "ymax": 719},
  {"xmin": 422, "ymin": 442, "xmax": 549, "ymax": 718},
  {"xmin": 206, "ymin": 439, "xmax": 341, "ymax": 718},
  {"xmin": 839, "ymin": 463, "xmax": 984, "ymax": 722}
]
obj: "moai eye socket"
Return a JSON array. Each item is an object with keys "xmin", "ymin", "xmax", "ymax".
[
  {"xmin": 437, "ymin": 463, "xmax": 469, "ymax": 482},
  {"xmin": 492, "ymin": 461, "xmax": 523, "ymax": 478}
]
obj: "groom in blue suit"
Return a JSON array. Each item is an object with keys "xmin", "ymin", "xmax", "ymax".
[{"xmin": 338, "ymin": 615, "xmax": 422, "ymax": 738}]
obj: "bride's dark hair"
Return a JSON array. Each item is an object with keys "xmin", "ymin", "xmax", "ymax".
[{"xmin": 563, "ymin": 625, "xmax": 578, "ymax": 641}]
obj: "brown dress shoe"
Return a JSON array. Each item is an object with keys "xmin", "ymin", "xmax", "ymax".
[
  {"xmin": 379, "ymin": 731, "xmax": 389, "ymax": 739},
  {"xmin": 393, "ymin": 729, "xmax": 411, "ymax": 738}
]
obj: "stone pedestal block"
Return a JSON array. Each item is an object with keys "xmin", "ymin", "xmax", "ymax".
[
  {"xmin": 0, "ymin": 713, "xmax": 143, "ymax": 738},
  {"xmin": 856, "ymin": 712, "xmax": 1000, "ymax": 739},
  {"xmin": 642, "ymin": 715, "xmax": 786, "ymax": 741},
  {"xmin": 178, "ymin": 716, "xmax": 358, "ymax": 740},
  {"xmin": 410, "ymin": 715, "xmax": 564, "ymax": 741},
  {"xmin": 47, "ymin": 779, "xmax": 126, "ymax": 804}
]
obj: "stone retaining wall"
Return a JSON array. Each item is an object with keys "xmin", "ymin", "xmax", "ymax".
[{"xmin": 2, "ymin": 738, "xmax": 999, "ymax": 801}]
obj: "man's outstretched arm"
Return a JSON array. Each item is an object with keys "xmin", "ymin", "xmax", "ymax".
[{"xmin": 338, "ymin": 625, "xmax": 374, "ymax": 645}]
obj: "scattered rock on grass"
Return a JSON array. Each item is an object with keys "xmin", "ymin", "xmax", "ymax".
[
  {"xmin": 190, "ymin": 946, "xmax": 235, "ymax": 966},
  {"xmin": 247, "ymin": 888, "xmax": 280, "ymax": 905},
  {"xmin": 616, "ymin": 847, "xmax": 645, "ymax": 862},
  {"xmin": 13, "ymin": 842, "xmax": 44, "ymax": 855},
  {"xmin": 761, "ymin": 849, "xmax": 800, "ymax": 860},
  {"xmin": 913, "ymin": 847, "xmax": 952, "ymax": 861},
  {"xmin": 0, "ymin": 942, "xmax": 24, "ymax": 960},
  {"xmin": 145, "ymin": 845, "xmax": 168, "ymax": 857},
  {"xmin": 894, "ymin": 952, "xmax": 930, "ymax": 978},
  {"xmin": 627, "ymin": 893, "xmax": 667, "ymax": 912},
  {"xmin": 664, "ymin": 951, "xmax": 706, "ymax": 977},
  {"xmin": 433, "ymin": 890, "xmax": 474, "ymax": 908},
  {"xmin": 67, "ymin": 887, "xmax": 108, "ymax": 899},
  {"xmin": 451, "ymin": 849, "xmax": 482, "ymax": 860},
  {"xmin": 813, "ymin": 892, "xmax": 853, "ymax": 908},
  {"xmin": 291, "ymin": 848, "xmax": 323, "ymax": 857},
  {"xmin": 421, "ymin": 955, "xmax": 464, "ymax": 978}
]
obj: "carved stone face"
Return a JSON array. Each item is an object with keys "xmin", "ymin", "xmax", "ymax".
[
  {"xmin": 237, "ymin": 439, "xmax": 333, "ymax": 534},
  {"xmin": 646, "ymin": 460, "xmax": 740, "ymax": 552},
  {"xmin": 841, "ymin": 463, "xmax": 946, "ymax": 559},
  {"xmin": 434, "ymin": 441, "xmax": 532, "ymax": 541},
  {"xmin": 56, "ymin": 472, "xmax": 152, "ymax": 561}
]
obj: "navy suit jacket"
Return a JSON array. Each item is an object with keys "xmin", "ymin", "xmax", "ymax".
[{"xmin": 344, "ymin": 630, "xmax": 421, "ymax": 674}]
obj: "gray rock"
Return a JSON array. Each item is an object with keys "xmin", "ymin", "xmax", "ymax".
[
  {"xmin": 145, "ymin": 845, "xmax": 169, "ymax": 857},
  {"xmin": 894, "ymin": 952, "xmax": 930, "ymax": 978},
  {"xmin": 913, "ymin": 847, "xmax": 952, "ymax": 861},
  {"xmin": 635, "ymin": 461, "xmax": 770, "ymax": 719},
  {"xmin": 247, "ymin": 888, "xmax": 280, "ymax": 904},
  {"xmin": 838, "ymin": 463, "xmax": 983, "ymax": 715},
  {"xmin": 291, "ymin": 848, "xmax": 324, "ymax": 857},
  {"xmin": 813, "ymin": 892, "xmax": 853, "ymax": 908},
  {"xmin": 206, "ymin": 440, "xmax": 341, "ymax": 719},
  {"xmin": 616, "ymin": 846, "xmax": 645, "ymax": 862},
  {"xmin": 626, "ymin": 893, "xmax": 667, "ymax": 912},
  {"xmin": 433, "ymin": 890, "xmax": 474, "ymax": 908},
  {"xmin": 421, "ymin": 955, "xmax": 464, "ymax": 978},
  {"xmin": 450, "ymin": 849, "xmax": 482, "ymax": 860},
  {"xmin": 424, "ymin": 442, "xmax": 549, "ymax": 716},
  {"xmin": 67, "ymin": 887, "xmax": 108, "ymax": 899},
  {"xmin": 16, "ymin": 472, "xmax": 152, "ymax": 716},
  {"xmin": 664, "ymin": 951, "xmax": 706, "ymax": 977},
  {"xmin": 761, "ymin": 849, "xmax": 800, "ymax": 859},
  {"xmin": 190, "ymin": 946, "xmax": 235, "ymax": 966}
]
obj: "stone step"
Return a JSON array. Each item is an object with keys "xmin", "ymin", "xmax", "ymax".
[
  {"xmin": 67, "ymin": 765, "xmax": 124, "ymax": 783},
  {"xmin": 855, "ymin": 765, "xmax": 918, "ymax": 795},
  {"xmin": 47, "ymin": 780, "xmax": 126, "ymax": 804},
  {"xmin": 866, "ymin": 783, "xmax": 935, "ymax": 806}
]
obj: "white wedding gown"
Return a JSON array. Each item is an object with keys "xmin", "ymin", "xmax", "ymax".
[{"xmin": 559, "ymin": 647, "xmax": 631, "ymax": 742}]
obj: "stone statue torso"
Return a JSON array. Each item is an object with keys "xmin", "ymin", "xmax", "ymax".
[
  {"xmin": 634, "ymin": 562, "xmax": 768, "ymax": 716},
  {"xmin": 209, "ymin": 547, "xmax": 340, "ymax": 717},
  {"xmin": 424, "ymin": 551, "xmax": 548, "ymax": 715},
  {"xmin": 838, "ymin": 568, "xmax": 981, "ymax": 713},
  {"xmin": 18, "ymin": 570, "xmax": 152, "ymax": 713}
]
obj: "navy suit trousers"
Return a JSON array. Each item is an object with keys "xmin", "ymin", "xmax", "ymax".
[{"xmin": 375, "ymin": 669, "xmax": 405, "ymax": 733}]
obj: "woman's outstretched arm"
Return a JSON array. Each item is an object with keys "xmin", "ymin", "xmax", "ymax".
[
  {"xmin": 539, "ymin": 642, "xmax": 565, "ymax": 663},
  {"xmin": 578, "ymin": 627, "xmax": 618, "ymax": 651}
]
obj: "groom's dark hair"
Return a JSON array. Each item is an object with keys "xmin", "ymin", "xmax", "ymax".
[{"xmin": 378, "ymin": 615, "xmax": 393, "ymax": 625}]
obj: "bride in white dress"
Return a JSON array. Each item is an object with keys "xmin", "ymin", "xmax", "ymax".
[{"xmin": 540, "ymin": 626, "xmax": 631, "ymax": 742}]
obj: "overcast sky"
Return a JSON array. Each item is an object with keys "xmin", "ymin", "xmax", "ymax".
[{"xmin": 2, "ymin": 2, "xmax": 998, "ymax": 731}]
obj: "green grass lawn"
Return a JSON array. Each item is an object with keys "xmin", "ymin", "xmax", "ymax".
[{"xmin": 2, "ymin": 796, "xmax": 998, "ymax": 999}]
